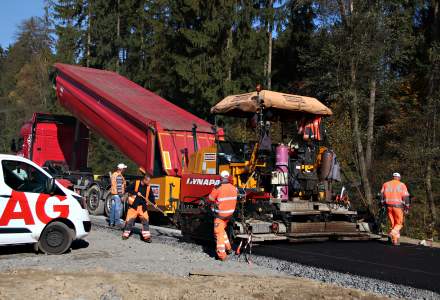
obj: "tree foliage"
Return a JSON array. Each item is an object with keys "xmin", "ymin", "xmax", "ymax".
[{"xmin": 0, "ymin": 0, "xmax": 438, "ymax": 239}]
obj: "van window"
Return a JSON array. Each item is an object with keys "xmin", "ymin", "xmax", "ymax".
[{"xmin": 2, "ymin": 160, "xmax": 50, "ymax": 194}]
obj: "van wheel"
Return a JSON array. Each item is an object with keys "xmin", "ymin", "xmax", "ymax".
[
  {"xmin": 39, "ymin": 222, "xmax": 73, "ymax": 255},
  {"xmin": 86, "ymin": 185, "xmax": 104, "ymax": 215}
]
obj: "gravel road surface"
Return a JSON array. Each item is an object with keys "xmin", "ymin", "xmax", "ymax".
[
  {"xmin": 0, "ymin": 223, "xmax": 384, "ymax": 300},
  {"xmin": 0, "ymin": 216, "xmax": 438, "ymax": 299}
]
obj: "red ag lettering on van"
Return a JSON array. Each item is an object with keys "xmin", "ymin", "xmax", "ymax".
[
  {"xmin": 0, "ymin": 191, "xmax": 69, "ymax": 226},
  {"xmin": 0, "ymin": 190, "xmax": 34, "ymax": 226},
  {"xmin": 36, "ymin": 194, "xmax": 69, "ymax": 224}
]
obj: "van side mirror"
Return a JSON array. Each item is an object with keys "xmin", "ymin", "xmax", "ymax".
[{"xmin": 45, "ymin": 178, "xmax": 56, "ymax": 195}]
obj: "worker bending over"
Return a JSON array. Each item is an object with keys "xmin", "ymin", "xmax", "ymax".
[
  {"xmin": 208, "ymin": 170, "xmax": 237, "ymax": 261},
  {"xmin": 381, "ymin": 172, "xmax": 410, "ymax": 245},
  {"xmin": 122, "ymin": 174, "xmax": 156, "ymax": 242}
]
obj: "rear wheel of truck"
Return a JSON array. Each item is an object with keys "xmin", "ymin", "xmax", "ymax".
[
  {"xmin": 39, "ymin": 222, "xmax": 73, "ymax": 255},
  {"xmin": 104, "ymin": 191, "xmax": 112, "ymax": 217},
  {"xmin": 105, "ymin": 191, "xmax": 127, "ymax": 220},
  {"xmin": 86, "ymin": 185, "xmax": 105, "ymax": 215},
  {"xmin": 104, "ymin": 191, "xmax": 117, "ymax": 217}
]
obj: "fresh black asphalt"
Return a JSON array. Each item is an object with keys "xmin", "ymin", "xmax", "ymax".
[{"xmin": 253, "ymin": 240, "xmax": 440, "ymax": 293}]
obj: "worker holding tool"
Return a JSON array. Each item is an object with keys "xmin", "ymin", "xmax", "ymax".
[
  {"xmin": 109, "ymin": 163, "xmax": 127, "ymax": 227},
  {"xmin": 208, "ymin": 170, "xmax": 237, "ymax": 261},
  {"xmin": 381, "ymin": 172, "xmax": 410, "ymax": 245},
  {"xmin": 122, "ymin": 173, "xmax": 156, "ymax": 242}
]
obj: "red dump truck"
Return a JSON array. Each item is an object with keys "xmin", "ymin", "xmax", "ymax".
[{"xmin": 13, "ymin": 63, "xmax": 220, "ymax": 217}]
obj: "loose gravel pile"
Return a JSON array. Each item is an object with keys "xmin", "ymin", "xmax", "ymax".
[
  {"xmin": 0, "ymin": 268, "xmax": 386, "ymax": 300},
  {"xmin": 153, "ymin": 232, "xmax": 439, "ymax": 299},
  {"xmin": 0, "ymin": 226, "xmax": 279, "ymax": 278},
  {"xmin": 95, "ymin": 217, "xmax": 439, "ymax": 300},
  {"xmin": 1, "ymin": 217, "xmax": 438, "ymax": 300}
]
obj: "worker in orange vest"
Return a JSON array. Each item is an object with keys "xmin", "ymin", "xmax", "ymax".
[
  {"xmin": 381, "ymin": 173, "xmax": 410, "ymax": 245},
  {"xmin": 109, "ymin": 163, "xmax": 127, "ymax": 227},
  {"xmin": 122, "ymin": 174, "xmax": 156, "ymax": 242},
  {"xmin": 208, "ymin": 170, "xmax": 237, "ymax": 261}
]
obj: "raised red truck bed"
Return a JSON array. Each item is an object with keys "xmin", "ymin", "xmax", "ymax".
[{"xmin": 54, "ymin": 63, "xmax": 219, "ymax": 176}]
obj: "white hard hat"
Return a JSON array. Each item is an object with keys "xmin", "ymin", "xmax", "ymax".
[
  {"xmin": 393, "ymin": 172, "xmax": 401, "ymax": 178},
  {"xmin": 117, "ymin": 163, "xmax": 128, "ymax": 169},
  {"xmin": 220, "ymin": 170, "xmax": 230, "ymax": 179}
]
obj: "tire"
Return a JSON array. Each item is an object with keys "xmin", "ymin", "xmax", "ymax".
[
  {"xmin": 105, "ymin": 192, "xmax": 127, "ymax": 219},
  {"xmin": 104, "ymin": 191, "xmax": 112, "ymax": 217},
  {"xmin": 39, "ymin": 221, "xmax": 73, "ymax": 255},
  {"xmin": 86, "ymin": 185, "xmax": 105, "ymax": 215}
]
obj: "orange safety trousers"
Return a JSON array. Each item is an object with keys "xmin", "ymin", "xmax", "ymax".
[
  {"xmin": 122, "ymin": 206, "xmax": 150, "ymax": 240},
  {"xmin": 214, "ymin": 218, "xmax": 232, "ymax": 260},
  {"xmin": 387, "ymin": 207, "xmax": 404, "ymax": 244}
]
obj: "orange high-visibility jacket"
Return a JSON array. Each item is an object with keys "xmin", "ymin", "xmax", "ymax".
[
  {"xmin": 127, "ymin": 180, "xmax": 152, "ymax": 209},
  {"xmin": 208, "ymin": 183, "xmax": 238, "ymax": 219},
  {"xmin": 111, "ymin": 171, "xmax": 126, "ymax": 195},
  {"xmin": 381, "ymin": 180, "xmax": 409, "ymax": 208}
]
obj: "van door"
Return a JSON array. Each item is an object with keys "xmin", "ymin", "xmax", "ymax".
[{"xmin": 0, "ymin": 159, "xmax": 66, "ymax": 245}]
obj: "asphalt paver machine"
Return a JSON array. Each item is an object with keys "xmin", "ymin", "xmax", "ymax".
[{"xmin": 177, "ymin": 86, "xmax": 374, "ymax": 243}]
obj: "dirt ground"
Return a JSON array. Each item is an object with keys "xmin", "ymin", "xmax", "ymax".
[
  {"xmin": 0, "ymin": 226, "xmax": 389, "ymax": 300},
  {"xmin": 0, "ymin": 268, "xmax": 386, "ymax": 300}
]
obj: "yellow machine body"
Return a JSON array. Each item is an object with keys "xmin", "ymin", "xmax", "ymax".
[
  {"xmin": 149, "ymin": 176, "xmax": 181, "ymax": 215},
  {"xmin": 185, "ymin": 146, "xmax": 218, "ymax": 174}
]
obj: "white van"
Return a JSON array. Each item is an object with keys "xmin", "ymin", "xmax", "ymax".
[{"xmin": 0, "ymin": 154, "xmax": 90, "ymax": 254}]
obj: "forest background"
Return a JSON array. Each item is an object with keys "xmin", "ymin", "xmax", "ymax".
[{"xmin": 0, "ymin": 0, "xmax": 438, "ymax": 239}]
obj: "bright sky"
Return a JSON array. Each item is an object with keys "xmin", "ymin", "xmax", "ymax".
[{"xmin": 0, "ymin": 0, "xmax": 45, "ymax": 48}]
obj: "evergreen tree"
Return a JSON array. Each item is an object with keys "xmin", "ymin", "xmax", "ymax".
[
  {"xmin": 1, "ymin": 0, "xmax": 438, "ymax": 239},
  {"xmin": 0, "ymin": 17, "xmax": 54, "ymax": 152},
  {"xmin": 50, "ymin": 0, "xmax": 85, "ymax": 64},
  {"xmin": 272, "ymin": 1, "xmax": 315, "ymax": 93}
]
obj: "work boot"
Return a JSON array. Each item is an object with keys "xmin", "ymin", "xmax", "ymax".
[
  {"xmin": 141, "ymin": 231, "xmax": 151, "ymax": 243},
  {"xmin": 122, "ymin": 231, "xmax": 130, "ymax": 240},
  {"xmin": 216, "ymin": 253, "xmax": 228, "ymax": 261}
]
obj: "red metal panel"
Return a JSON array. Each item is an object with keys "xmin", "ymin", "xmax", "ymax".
[
  {"xmin": 157, "ymin": 132, "xmax": 179, "ymax": 176},
  {"xmin": 157, "ymin": 131, "xmax": 217, "ymax": 176},
  {"xmin": 54, "ymin": 63, "xmax": 214, "ymax": 133},
  {"xmin": 18, "ymin": 113, "xmax": 90, "ymax": 170},
  {"xmin": 54, "ymin": 64, "xmax": 220, "ymax": 174},
  {"xmin": 56, "ymin": 75, "xmax": 156, "ymax": 172},
  {"xmin": 33, "ymin": 122, "xmax": 73, "ymax": 166},
  {"xmin": 180, "ymin": 173, "xmax": 221, "ymax": 203}
]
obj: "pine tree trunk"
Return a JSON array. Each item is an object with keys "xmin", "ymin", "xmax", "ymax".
[
  {"xmin": 350, "ymin": 59, "xmax": 375, "ymax": 214},
  {"xmin": 338, "ymin": 0, "xmax": 374, "ymax": 214},
  {"xmin": 226, "ymin": 25, "xmax": 232, "ymax": 82},
  {"xmin": 87, "ymin": 0, "xmax": 92, "ymax": 67},
  {"xmin": 116, "ymin": 0, "xmax": 120, "ymax": 73},
  {"xmin": 365, "ymin": 78, "xmax": 376, "ymax": 170},
  {"xmin": 425, "ymin": 161, "xmax": 437, "ymax": 237},
  {"xmin": 266, "ymin": 0, "xmax": 273, "ymax": 90},
  {"xmin": 425, "ymin": 0, "xmax": 439, "ymax": 238}
]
